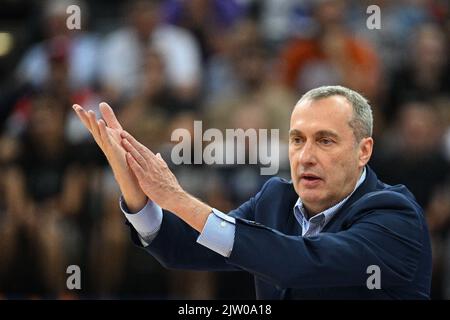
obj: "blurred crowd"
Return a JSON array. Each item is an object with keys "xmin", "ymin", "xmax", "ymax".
[{"xmin": 0, "ymin": 0, "xmax": 449, "ymax": 299}]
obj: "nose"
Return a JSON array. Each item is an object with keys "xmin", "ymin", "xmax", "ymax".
[{"xmin": 297, "ymin": 140, "xmax": 318, "ymax": 167}]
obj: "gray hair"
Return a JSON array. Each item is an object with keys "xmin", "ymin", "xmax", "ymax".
[{"xmin": 297, "ymin": 85, "xmax": 373, "ymax": 142}]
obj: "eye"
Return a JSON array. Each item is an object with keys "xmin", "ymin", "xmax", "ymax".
[
  {"xmin": 319, "ymin": 138, "xmax": 334, "ymax": 145},
  {"xmin": 291, "ymin": 136, "xmax": 303, "ymax": 144}
]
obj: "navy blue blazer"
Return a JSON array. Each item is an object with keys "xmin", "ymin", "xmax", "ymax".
[{"xmin": 127, "ymin": 166, "xmax": 432, "ymax": 299}]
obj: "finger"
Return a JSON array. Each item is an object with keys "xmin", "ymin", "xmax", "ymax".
[
  {"xmin": 156, "ymin": 152, "xmax": 166, "ymax": 164},
  {"xmin": 72, "ymin": 104, "xmax": 92, "ymax": 132},
  {"xmin": 87, "ymin": 110, "xmax": 101, "ymax": 141},
  {"xmin": 120, "ymin": 130, "xmax": 155, "ymax": 161},
  {"xmin": 126, "ymin": 152, "xmax": 146, "ymax": 181},
  {"xmin": 98, "ymin": 119, "xmax": 113, "ymax": 147},
  {"xmin": 122, "ymin": 138, "xmax": 148, "ymax": 170},
  {"xmin": 99, "ymin": 102, "xmax": 122, "ymax": 130}
]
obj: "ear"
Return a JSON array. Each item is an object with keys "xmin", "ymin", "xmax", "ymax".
[{"xmin": 358, "ymin": 137, "xmax": 373, "ymax": 167}]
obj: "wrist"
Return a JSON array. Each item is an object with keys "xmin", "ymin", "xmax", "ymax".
[
  {"xmin": 165, "ymin": 188, "xmax": 188, "ymax": 213},
  {"xmin": 167, "ymin": 191, "xmax": 212, "ymax": 232},
  {"xmin": 115, "ymin": 174, "xmax": 147, "ymax": 212},
  {"xmin": 122, "ymin": 192, "xmax": 147, "ymax": 213}
]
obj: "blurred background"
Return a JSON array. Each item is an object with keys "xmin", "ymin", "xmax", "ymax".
[{"xmin": 0, "ymin": 0, "xmax": 449, "ymax": 299}]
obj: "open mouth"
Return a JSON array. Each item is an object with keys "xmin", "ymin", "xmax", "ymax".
[
  {"xmin": 302, "ymin": 176, "xmax": 320, "ymax": 181},
  {"xmin": 299, "ymin": 173, "xmax": 323, "ymax": 186},
  {"xmin": 300, "ymin": 173, "xmax": 321, "ymax": 180}
]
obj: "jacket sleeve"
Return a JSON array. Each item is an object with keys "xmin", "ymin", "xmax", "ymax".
[
  {"xmin": 126, "ymin": 178, "xmax": 274, "ymax": 271},
  {"xmin": 225, "ymin": 191, "xmax": 426, "ymax": 290}
]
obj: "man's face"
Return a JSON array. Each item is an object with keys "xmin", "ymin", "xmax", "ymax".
[{"xmin": 289, "ymin": 96, "xmax": 372, "ymax": 215}]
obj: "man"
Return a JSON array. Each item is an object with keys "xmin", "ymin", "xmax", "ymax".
[{"xmin": 73, "ymin": 85, "xmax": 432, "ymax": 299}]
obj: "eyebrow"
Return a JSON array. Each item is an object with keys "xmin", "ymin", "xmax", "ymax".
[
  {"xmin": 289, "ymin": 129, "xmax": 340, "ymax": 140},
  {"xmin": 315, "ymin": 130, "xmax": 339, "ymax": 140}
]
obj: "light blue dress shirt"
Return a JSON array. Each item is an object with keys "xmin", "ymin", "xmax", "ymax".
[{"xmin": 121, "ymin": 168, "xmax": 366, "ymax": 258}]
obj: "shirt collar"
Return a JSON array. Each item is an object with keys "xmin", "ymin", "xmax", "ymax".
[{"xmin": 294, "ymin": 167, "xmax": 367, "ymax": 227}]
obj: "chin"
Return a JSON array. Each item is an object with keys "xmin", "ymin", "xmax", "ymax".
[{"xmin": 297, "ymin": 189, "xmax": 325, "ymax": 204}]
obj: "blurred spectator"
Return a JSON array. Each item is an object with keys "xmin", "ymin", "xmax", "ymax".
[
  {"xmin": 204, "ymin": 18, "xmax": 262, "ymax": 103},
  {"xmin": 15, "ymin": 0, "xmax": 99, "ymax": 92},
  {"xmin": 1, "ymin": 95, "xmax": 88, "ymax": 297},
  {"xmin": 255, "ymin": 0, "xmax": 314, "ymax": 47},
  {"xmin": 204, "ymin": 17, "xmax": 294, "ymax": 207},
  {"xmin": 86, "ymin": 167, "xmax": 129, "ymax": 298},
  {"xmin": 7, "ymin": 32, "xmax": 102, "ymax": 150},
  {"xmin": 349, "ymin": 0, "xmax": 433, "ymax": 73},
  {"xmin": 163, "ymin": 0, "xmax": 244, "ymax": 62},
  {"xmin": 372, "ymin": 101, "xmax": 448, "ymax": 208},
  {"xmin": 370, "ymin": 101, "xmax": 450, "ymax": 299},
  {"xmin": 0, "ymin": 134, "xmax": 25, "ymax": 294},
  {"xmin": 205, "ymin": 19, "xmax": 296, "ymax": 137},
  {"xmin": 118, "ymin": 48, "xmax": 185, "ymax": 149},
  {"xmin": 278, "ymin": 0, "xmax": 381, "ymax": 101},
  {"xmin": 385, "ymin": 23, "xmax": 450, "ymax": 124},
  {"xmin": 99, "ymin": 0, "xmax": 201, "ymax": 105}
]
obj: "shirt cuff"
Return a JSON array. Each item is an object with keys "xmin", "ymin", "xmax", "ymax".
[
  {"xmin": 196, "ymin": 208, "xmax": 236, "ymax": 257},
  {"xmin": 119, "ymin": 196, "xmax": 163, "ymax": 244}
]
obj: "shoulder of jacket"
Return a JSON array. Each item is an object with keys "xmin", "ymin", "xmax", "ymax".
[
  {"xmin": 259, "ymin": 177, "xmax": 294, "ymax": 193},
  {"xmin": 345, "ymin": 185, "xmax": 424, "ymax": 226},
  {"xmin": 361, "ymin": 185, "xmax": 420, "ymax": 211}
]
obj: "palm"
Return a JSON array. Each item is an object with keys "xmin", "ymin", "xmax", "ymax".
[
  {"xmin": 73, "ymin": 102, "xmax": 135, "ymax": 179},
  {"xmin": 105, "ymin": 127, "xmax": 141, "ymax": 191},
  {"xmin": 103, "ymin": 126, "xmax": 126, "ymax": 162},
  {"xmin": 98, "ymin": 107, "xmax": 137, "ymax": 180},
  {"xmin": 73, "ymin": 102, "xmax": 147, "ymax": 211}
]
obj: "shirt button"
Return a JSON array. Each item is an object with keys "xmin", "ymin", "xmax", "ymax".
[{"xmin": 220, "ymin": 221, "xmax": 227, "ymax": 228}]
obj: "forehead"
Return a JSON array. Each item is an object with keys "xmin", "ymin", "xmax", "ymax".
[{"xmin": 290, "ymin": 96, "xmax": 354, "ymax": 134}]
